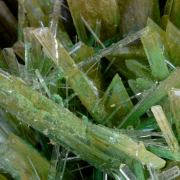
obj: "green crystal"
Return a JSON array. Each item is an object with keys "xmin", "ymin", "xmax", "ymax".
[
  {"xmin": 141, "ymin": 30, "xmax": 169, "ymax": 80},
  {"xmin": 2, "ymin": 1, "xmax": 180, "ymax": 179},
  {"xmin": 169, "ymin": 88, "xmax": 180, "ymax": 140}
]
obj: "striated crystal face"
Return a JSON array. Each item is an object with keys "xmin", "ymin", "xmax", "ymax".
[
  {"xmin": 169, "ymin": 88, "xmax": 180, "ymax": 140},
  {"xmin": 1, "ymin": 0, "xmax": 180, "ymax": 179}
]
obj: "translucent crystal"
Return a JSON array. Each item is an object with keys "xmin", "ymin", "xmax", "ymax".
[
  {"xmin": 0, "ymin": 71, "xmax": 166, "ymax": 170},
  {"xmin": 151, "ymin": 105, "xmax": 179, "ymax": 152},
  {"xmin": 141, "ymin": 30, "xmax": 169, "ymax": 80},
  {"xmin": 169, "ymin": 88, "xmax": 180, "ymax": 140},
  {"xmin": 119, "ymin": 68, "xmax": 180, "ymax": 128}
]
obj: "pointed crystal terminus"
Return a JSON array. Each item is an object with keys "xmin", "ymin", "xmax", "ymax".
[
  {"xmin": 169, "ymin": 88, "xmax": 180, "ymax": 140},
  {"xmin": 151, "ymin": 105, "xmax": 179, "ymax": 152}
]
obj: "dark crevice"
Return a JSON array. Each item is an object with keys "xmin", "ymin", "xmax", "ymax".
[
  {"xmin": 0, "ymin": 0, "xmax": 18, "ymax": 48},
  {"xmin": 61, "ymin": 0, "xmax": 77, "ymax": 43},
  {"xmin": 159, "ymin": 0, "xmax": 167, "ymax": 16}
]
